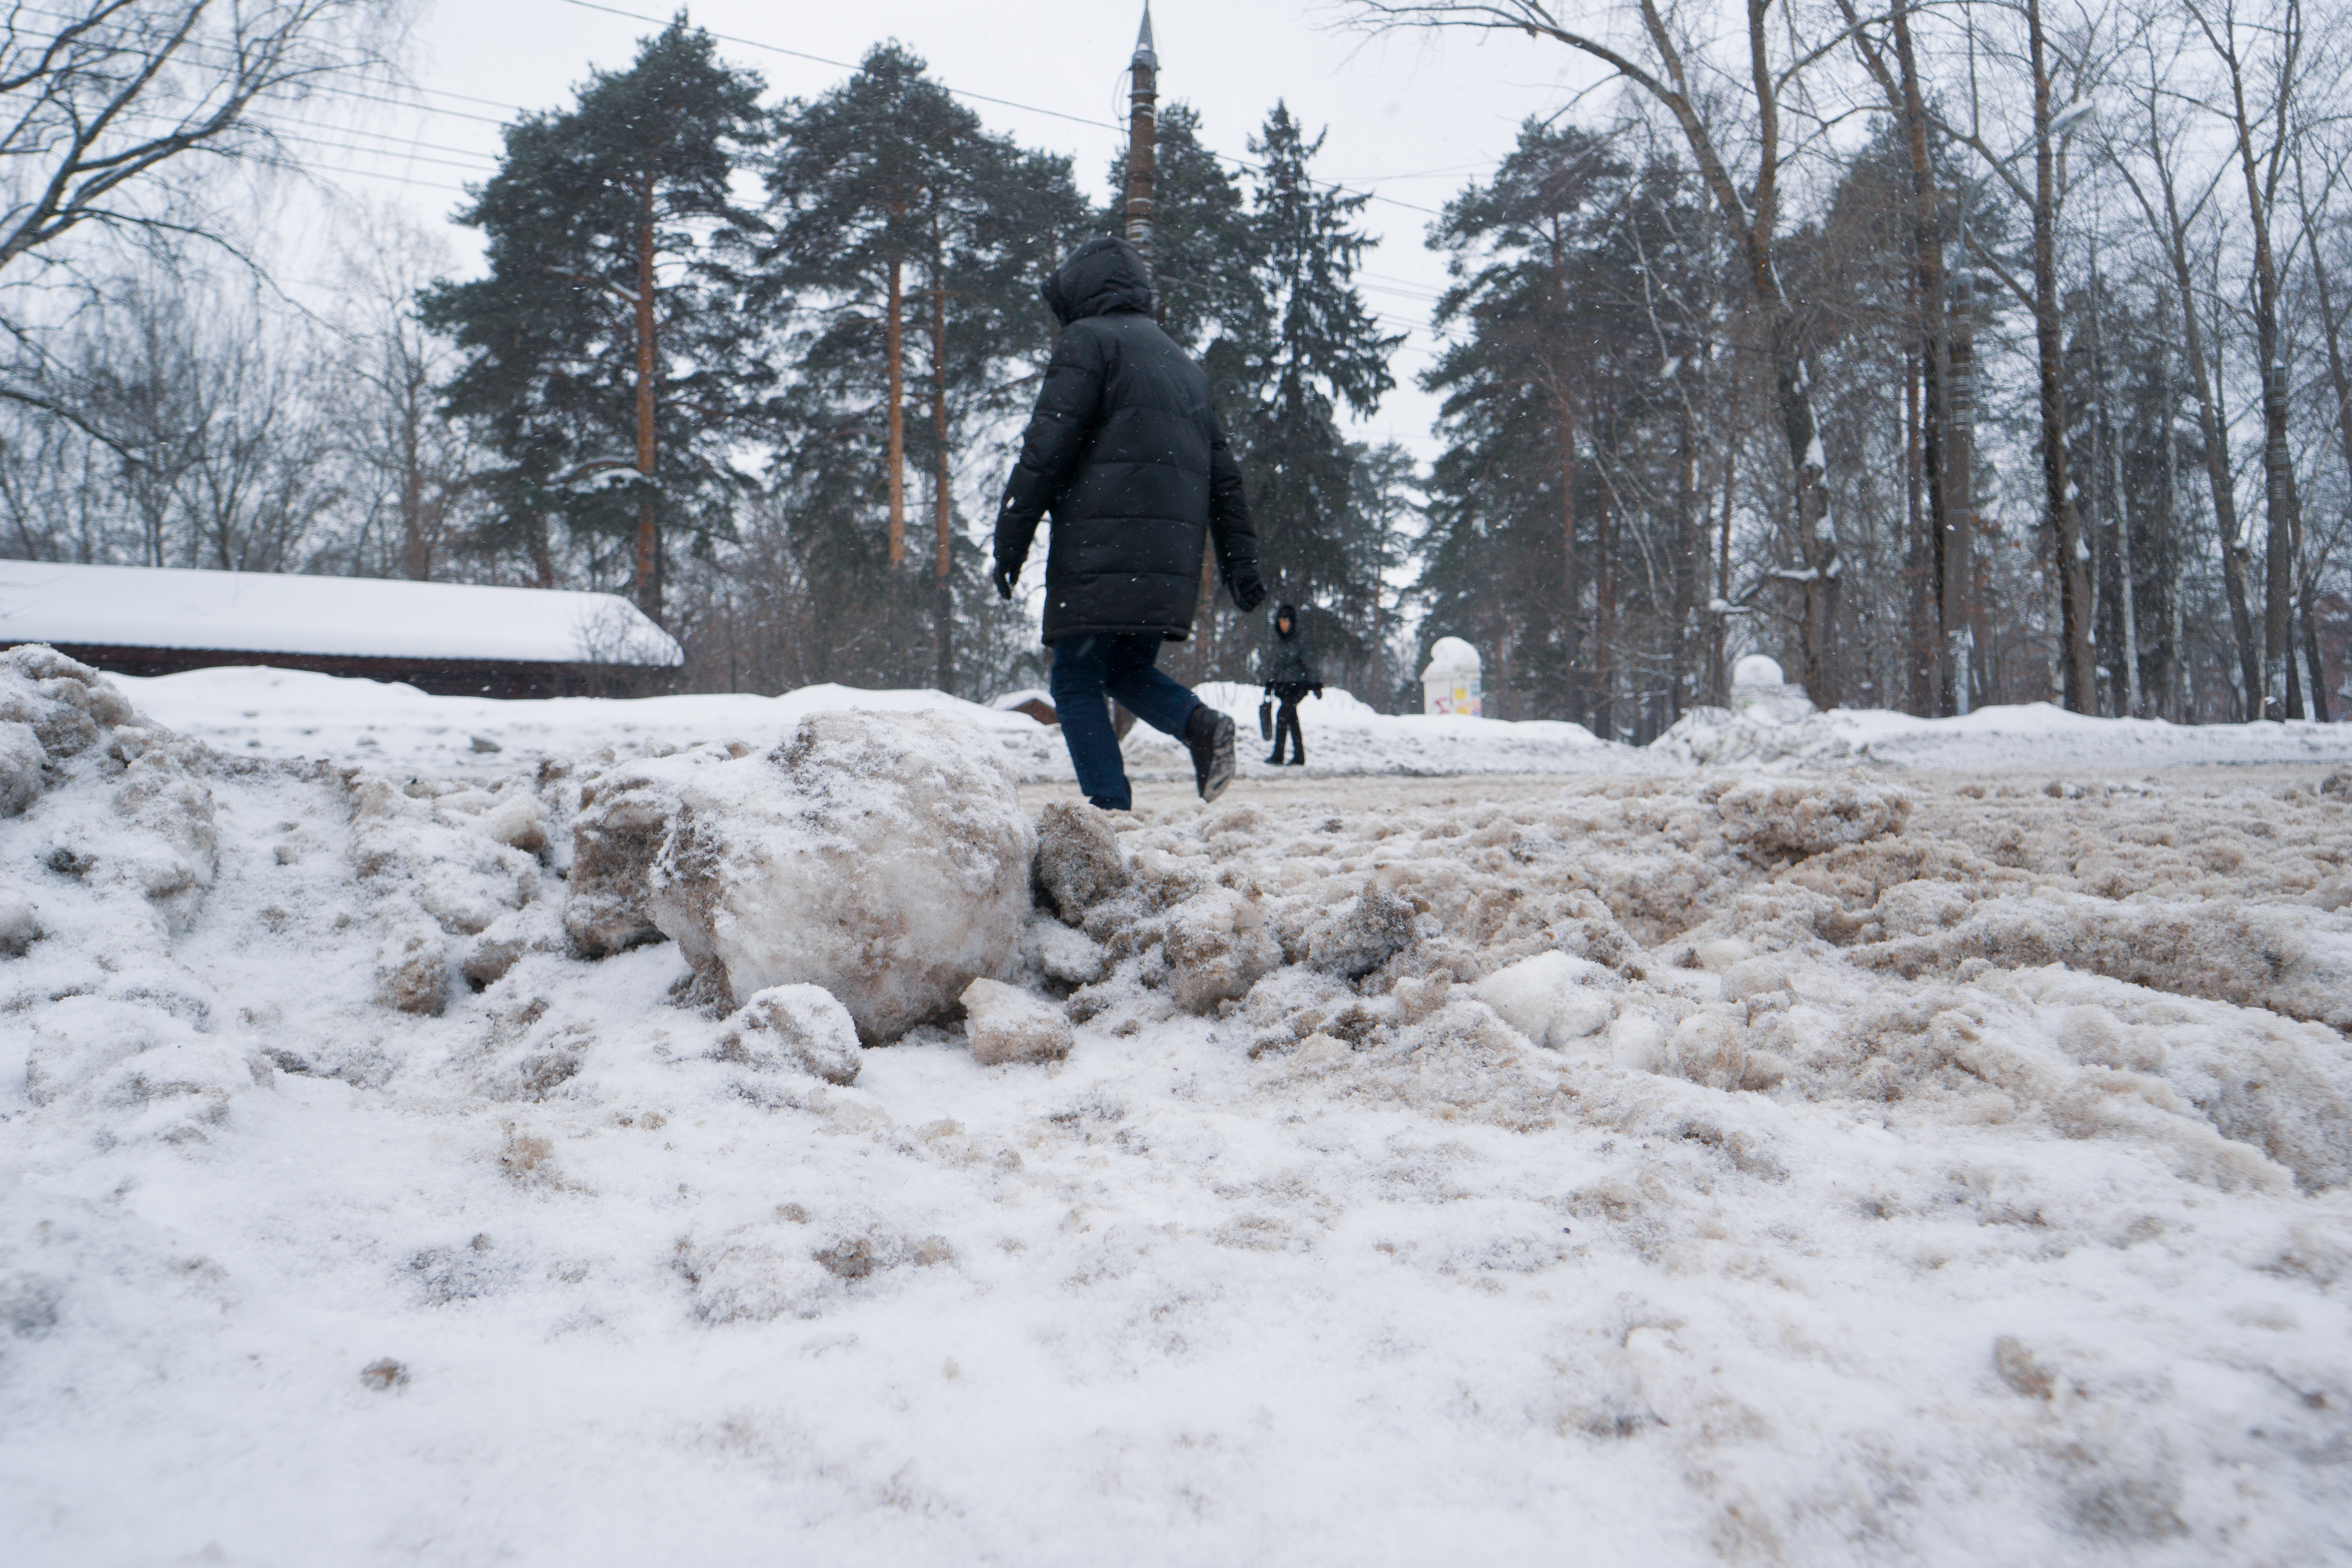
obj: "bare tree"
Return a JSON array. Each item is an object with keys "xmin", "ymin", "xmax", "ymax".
[
  {"xmin": 1833, "ymin": 0, "xmax": 1972, "ymax": 715},
  {"xmin": 1347, "ymin": 0, "xmax": 1852, "ymax": 704},
  {"xmin": 0, "ymin": 0, "xmax": 402, "ymax": 452},
  {"xmin": 331, "ymin": 208, "xmax": 474, "ymax": 581},
  {"xmin": 1934, "ymin": 0, "xmax": 2121, "ymax": 712},
  {"xmin": 0, "ymin": 0, "xmax": 393, "ymax": 276},
  {"xmin": 2111, "ymin": 12, "xmax": 2266, "ymax": 710},
  {"xmin": 2181, "ymin": 0, "xmax": 2330, "ymax": 716}
]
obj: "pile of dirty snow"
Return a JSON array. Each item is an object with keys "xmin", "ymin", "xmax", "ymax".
[
  {"xmin": 7, "ymin": 641, "xmax": 2352, "ymax": 1565},
  {"xmin": 1655, "ymin": 698, "xmax": 2352, "ymax": 771}
]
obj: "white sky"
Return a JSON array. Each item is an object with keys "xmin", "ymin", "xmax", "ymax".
[{"xmin": 303, "ymin": 0, "xmax": 1615, "ymax": 461}]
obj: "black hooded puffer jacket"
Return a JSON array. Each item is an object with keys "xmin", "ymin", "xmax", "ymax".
[
  {"xmin": 994, "ymin": 237, "xmax": 1261, "ymax": 642},
  {"xmin": 1263, "ymin": 603, "xmax": 1321, "ymax": 686}
]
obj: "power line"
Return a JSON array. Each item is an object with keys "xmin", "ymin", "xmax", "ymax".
[{"xmin": 546, "ymin": 0, "xmax": 1448, "ymax": 220}]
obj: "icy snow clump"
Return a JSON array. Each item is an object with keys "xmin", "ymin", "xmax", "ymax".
[
  {"xmin": 960, "ymin": 976, "xmax": 1074, "ymax": 1065},
  {"xmin": 648, "ymin": 710, "xmax": 1036, "ymax": 1039},
  {"xmin": 717, "ymin": 983, "xmax": 862, "ymax": 1085}
]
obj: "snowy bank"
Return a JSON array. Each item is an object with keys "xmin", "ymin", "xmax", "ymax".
[
  {"xmin": 7, "ymin": 640, "xmax": 2352, "ymax": 1564},
  {"xmin": 115, "ymin": 664, "xmax": 1646, "ymax": 782},
  {"xmin": 1655, "ymin": 698, "xmax": 2352, "ymax": 772}
]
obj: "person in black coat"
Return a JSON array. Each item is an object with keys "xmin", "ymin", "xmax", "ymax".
[
  {"xmin": 1261, "ymin": 602, "xmax": 1321, "ymax": 766},
  {"xmin": 994, "ymin": 236, "xmax": 1265, "ymax": 810}
]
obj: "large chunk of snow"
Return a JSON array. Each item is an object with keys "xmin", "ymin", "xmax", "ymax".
[
  {"xmin": 648, "ymin": 711, "xmax": 1036, "ymax": 1040},
  {"xmin": 1031, "ymin": 800, "xmax": 1129, "ymax": 920}
]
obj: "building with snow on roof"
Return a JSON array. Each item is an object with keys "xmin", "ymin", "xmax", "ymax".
[{"xmin": 0, "ymin": 561, "xmax": 682, "ymax": 698}]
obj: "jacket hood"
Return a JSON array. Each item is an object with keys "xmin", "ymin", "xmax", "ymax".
[
  {"xmin": 1042, "ymin": 236, "xmax": 1154, "ymax": 325},
  {"xmin": 1274, "ymin": 603, "xmax": 1299, "ymax": 637}
]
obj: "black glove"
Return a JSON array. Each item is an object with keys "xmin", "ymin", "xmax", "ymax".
[
  {"xmin": 1313, "ymin": 684, "xmax": 1323, "ymax": 700},
  {"xmin": 993, "ymin": 559, "xmax": 1019, "ymax": 601},
  {"xmin": 1232, "ymin": 572, "xmax": 1267, "ymax": 613}
]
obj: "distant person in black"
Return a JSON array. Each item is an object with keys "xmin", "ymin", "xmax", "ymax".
[
  {"xmin": 993, "ymin": 236, "xmax": 1265, "ymax": 810},
  {"xmin": 1261, "ymin": 602, "xmax": 1321, "ymax": 766}
]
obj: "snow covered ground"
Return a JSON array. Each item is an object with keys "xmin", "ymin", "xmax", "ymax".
[
  {"xmin": 120, "ymin": 662, "xmax": 2352, "ymax": 786},
  {"xmin": 1658, "ymin": 697, "xmax": 2352, "ymax": 773},
  {"xmin": 7, "ymin": 646, "xmax": 2352, "ymax": 1565},
  {"xmin": 112, "ymin": 665, "xmax": 1635, "ymax": 785}
]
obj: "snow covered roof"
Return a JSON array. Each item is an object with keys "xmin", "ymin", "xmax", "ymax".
[{"xmin": 0, "ymin": 561, "xmax": 682, "ymax": 667}]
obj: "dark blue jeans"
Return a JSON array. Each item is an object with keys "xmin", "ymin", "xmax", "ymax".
[{"xmin": 1049, "ymin": 633, "xmax": 1203, "ymax": 811}]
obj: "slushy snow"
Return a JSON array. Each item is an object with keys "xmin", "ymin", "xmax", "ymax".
[{"xmin": 4, "ymin": 645, "xmax": 2352, "ymax": 1566}]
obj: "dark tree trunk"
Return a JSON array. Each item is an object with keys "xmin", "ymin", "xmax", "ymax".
[
  {"xmin": 885, "ymin": 250, "xmax": 906, "ymax": 570},
  {"xmin": 1904, "ymin": 345, "xmax": 1932, "ymax": 715},
  {"xmin": 1891, "ymin": 0, "xmax": 1954, "ymax": 715},
  {"xmin": 931, "ymin": 263, "xmax": 954, "ymax": 694},
  {"xmin": 1673, "ymin": 389, "xmax": 1699, "ymax": 719},
  {"xmin": 2028, "ymin": 0, "xmax": 2095, "ymax": 711},
  {"xmin": 2217, "ymin": 23, "xmax": 2302, "ymax": 715},
  {"xmin": 1944, "ymin": 267, "xmax": 1977, "ymax": 714},
  {"xmin": 632, "ymin": 197, "xmax": 661, "ymax": 619}
]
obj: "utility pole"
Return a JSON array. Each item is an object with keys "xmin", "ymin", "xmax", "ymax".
[{"xmin": 1125, "ymin": 5, "xmax": 1158, "ymax": 268}]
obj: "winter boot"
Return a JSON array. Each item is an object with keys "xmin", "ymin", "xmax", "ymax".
[{"xmin": 1186, "ymin": 704, "xmax": 1236, "ymax": 803}]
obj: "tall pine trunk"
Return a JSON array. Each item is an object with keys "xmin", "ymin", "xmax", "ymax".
[
  {"xmin": 930, "ymin": 259, "xmax": 953, "ymax": 693},
  {"xmin": 632, "ymin": 188, "xmax": 661, "ymax": 619},
  {"xmin": 885, "ymin": 251, "xmax": 906, "ymax": 570}
]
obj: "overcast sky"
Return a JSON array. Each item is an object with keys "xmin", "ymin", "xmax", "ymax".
[{"xmin": 317, "ymin": 0, "xmax": 1615, "ymax": 457}]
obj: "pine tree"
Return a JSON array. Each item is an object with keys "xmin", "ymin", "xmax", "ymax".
[
  {"xmin": 1420, "ymin": 121, "xmax": 1630, "ymax": 719},
  {"xmin": 1240, "ymin": 105, "xmax": 1401, "ymax": 648},
  {"xmin": 1345, "ymin": 439, "xmax": 1421, "ymax": 706},
  {"xmin": 1103, "ymin": 102, "xmax": 1272, "ymax": 405},
  {"xmin": 422, "ymin": 18, "xmax": 768, "ymax": 616},
  {"xmin": 760, "ymin": 44, "xmax": 1085, "ymax": 691}
]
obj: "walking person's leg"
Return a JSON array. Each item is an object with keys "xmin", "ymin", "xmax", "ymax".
[
  {"xmin": 1277, "ymin": 697, "xmax": 1305, "ymax": 765},
  {"xmin": 1099, "ymin": 633, "xmax": 1199, "ymax": 735},
  {"xmin": 1099, "ymin": 633, "xmax": 1237, "ymax": 802},
  {"xmin": 1049, "ymin": 635, "xmax": 1134, "ymax": 811}
]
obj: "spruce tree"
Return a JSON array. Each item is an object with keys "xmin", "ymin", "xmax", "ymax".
[
  {"xmin": 1239, "ymin": 105, "xmax": 1400, "ymax": 648},
  {"xmin": 761, "ymin": 45, "xmax": 1084, "ymax": 691},
  {"xmin": 422, "ymin": 18, "xmax": 768, "ymax": 617},
  {"xmin": 1101, "ymin": 103, "xmax": 1272, "ymax": 406}
]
